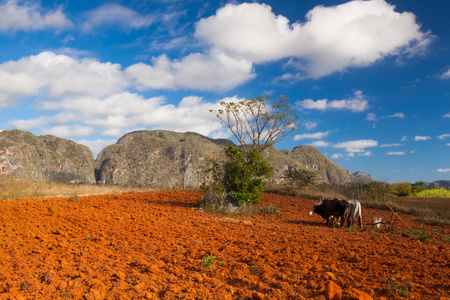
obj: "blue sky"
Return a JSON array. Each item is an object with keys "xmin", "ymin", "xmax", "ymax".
[{"xmin": 0, "ymin": 0, "xmax": 449, "ymax": 183}]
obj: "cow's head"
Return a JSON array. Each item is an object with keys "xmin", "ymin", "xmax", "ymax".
[{"xmin": 309, "ymin": 199, "xmax": 323, "ymax": 216}]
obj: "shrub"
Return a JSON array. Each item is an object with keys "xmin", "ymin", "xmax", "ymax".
[
  {"xmin": 282, "ymin": 167, "xmax": 318, "ymax": 188},
  {"xmin": 390, "ymin": 182, "xmax": 412, "ymax": 197}
]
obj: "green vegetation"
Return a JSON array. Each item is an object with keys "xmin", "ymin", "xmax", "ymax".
[
  {"xmin": 406, "ymin": 225, "xmax": 430, "ymax": 243},
  {"xmin": 203, "ymin": 94, "xmax": 298, "ymax": 209},
  {"xmin": 385, "ymin": 275, "xmax": 410, "ymax": 297},
  {"xmin": 202, "ymin": 254, "xmax": 217, "ymax": 269},
  {"xmin": 282, "ymin": 167, "xmax": 318, "ymax": 188},
  {"xmin": 415, "ymin": 189, "xmax": 450, "ymax": 198}
]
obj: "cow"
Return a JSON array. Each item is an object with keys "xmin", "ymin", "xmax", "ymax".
[
  {"xmin": 309, "ymin": 198, "xmax": 349, "ymax": 227},
  {"xmin": 346, "ymin": 200, "xmax": 362, "ymax": 227}
]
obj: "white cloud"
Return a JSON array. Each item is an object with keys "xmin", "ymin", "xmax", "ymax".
[
  {"xmin": 387, "ymin": 151, "xmax": 406, "ymax": 156},
  {"xmin": 331, "ymin": 153, "xmax": 343, "ymax": 159},
  {"xmin": 42, "ymin": 125, "xmax": 94, "ymax": 137},
  {"xmin": 386, "ymin": 113, "xmax": 405, "ymax": 119},
  {"xmin": 366, "ymin": 113, "xmax": 377, "ymax": 121},
  {"xmin": 437, "ymin": 168, "xmax": 450, "ymax": 173},
  {"xmin": 309, "ymin": 140, "xmax": 330, "ymax": 147},
  {"xmin": 296, "ymin": 90, "xmax": 368, "ymax": 112},
  {"xmin": 359, "ymin": 151, "xmax": 372, "ymax": 156},
  {"xmin": 126, "ymin": 50, "xmax": 255, "ymax": 91},
  {"xmin": 444, "ymin": 112, "xmax": 450, "ymax": 118},
  {"xmin": 414, "ymin": 135, "xmax": 431, "ymax": 141},
  {"xmin": 9, "ymin": 93, "xmax": 230, "ymax": 140},
  {"xmin": 294, "ymin": 131, "xmax": 331, "ymax": 140},
  {"xmin": 303, "ymin": 121, "xmax": 318, "ymax": 130},
  {"xmin": 77, "ymin": 138, "xmax": 117, "ymax": 158},
  {"xmin": 440, "ymin": 68, "xmax": 450, "ymax": 79},
  {"xmin": 438, "ymin": 134, "xmax": 450, "ymax": 140},
  {"xmin": 333, "ymin": 139, "xmax": 378, "ymax": 153},
  {"xmin": 380, "ymin": 143, "xmax": 401, "ymax": 147},
  {"xmin": 0, "ymin": 51, "xmax": 128, "ymax": 107},
  {"xmin": 195, "ymin": 1, "xmax": 432, "ymax": 78},
  {"xmin": 0, "ymin": 0, "xmax": 72, "ymax": 32},
  {"xmin": 401, "ymin": 136, "xmax": 408, "ymax": 142},
  {"xmin": 82, "ymin": 4, "xmax": 154, "ymax": 31}
]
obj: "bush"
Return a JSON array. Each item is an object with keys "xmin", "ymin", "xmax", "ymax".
[
  {"xmin": 282, "ymin": 167, "xmax": 318, "ymax": 188},
  {"xmin": 390, "ymin": 182, "xmax": 412, "ymax": 197},
  {"xmin": 223, "ymin": 146, "xmax": 273, "ymax": 205},
  {"xmin": 200, "ymin": 146, "xmax": 273, "ymax": 212}
]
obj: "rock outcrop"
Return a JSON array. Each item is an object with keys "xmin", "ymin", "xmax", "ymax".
[
  {"xmin": 95, "ymin": 130, "xmax": 226, "ymax": 188},
  {"xmin": 0, "ymin": 130, "xmax": 96, "ymax": 184},
  {"xmin": 96, "ymin": 130, "xmax": 352, "ymax": 187}
]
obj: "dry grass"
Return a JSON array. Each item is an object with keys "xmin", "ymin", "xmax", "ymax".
[
  {"xmin": 0, "ymin": 178, "xmax": 156, "ymax": 200},
  {"xmin": 264, "ymin": 184, "xmax": 347, "ymax": 201}
]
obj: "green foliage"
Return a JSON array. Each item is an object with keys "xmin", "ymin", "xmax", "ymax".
[
  {"xmin": 282, "ymin": 167, "xmax": 318, "ymax": 188},
  {"xmin": 411, "ymin": 182, "xmax": 425, "ymax": 194},
  {"xmin": 203, "ymin": 254, "xmax": 216, "ymax": 269},
  {"xmin": 223, "ymin": 146, "xmax": 274, "ymax": 205},
  {"xmin": 406, "ymin": 225, "xmax": 430, "ymax": 243},
  {"xmin": 390, "ymin": 182, "xmax": 412, "ymax": 197},
  {"xmin": 385, "ymin": 275, "xmax": 409, "ymax": 297},
  {"xmin": 207, "ymin": 94, "xmax": 297, "ymax": 207},
  {"xmin": 415, "ymin": 188, "xmax": 450, "ymax": 198}
]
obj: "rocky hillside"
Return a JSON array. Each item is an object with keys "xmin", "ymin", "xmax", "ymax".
[
  {"xmin": 0, "ymin": 130, "xmax": 96, "ymax": 184},
  {"xmin": 423, "ymin": 180, "xmax": 450, "ymax": 189},
  {"xmin": 96, "ymin": 130, "xmax": 352, "ymax": 187},
  {"xmin": 351, "ymin": 171, "xmax": 374, "ymax": 182},
  {"xmin": 95, "ymin": 130, "xmax": 226, "ymax": 188}
]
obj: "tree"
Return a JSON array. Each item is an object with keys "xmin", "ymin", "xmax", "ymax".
[
  {"xmin": 203, "ymin": 95, "xmax": 298, "ymax": 208},
  {"xmin": 282, "ymin": 167, "xmax": 318, "ymax": 188},
  {"xmin": 210, "ymin": 95, "xmax": 299, "ymax": 156}
]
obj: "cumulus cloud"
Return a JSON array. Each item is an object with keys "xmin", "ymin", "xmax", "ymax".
[
  {"xmin": 81, "ymin": 4, "xmax": 154, "ymax": 31},
  {"xmin": 10, "ymin": 93, "xmax": 230, "ymax": 140},
  {"xmin": 42, "ymin": 125, "xmax": 94, "ymax": 137},
  {"xmin": 77, "ymin": 138, "xmax": 117, "ymax": 158},
  {"xmin": 195, "ymin": 1, "xmax": 432, "ymax": 78},
  {"xmin": 309, "ymin": 140, "xmax": 330, "ymax": 147},
  {"xmin": 333, "ymin": 139, "xmax": 378, "ymax": 153},
  {"xmin": 438, "ymin": 134, "xmax": 450, "ymax": 140},
  {"xmin": 437, "ymin": 168, "xmax": 450, "ymax": 172},
  {"xmin": 331, "ymin": 153, "xmax": 343, "ymax": 159},
  {"xmin": 444, "ymin": 112, "xmax": 450, "ymax": 118},
  {"xmin": 387, "ymin": 151, "xmax": 406, "ymax": 156},
  {"xmin": 0, "ymin": 51, "xmax": 128, "ymax": 107},
  {"xmin": 296, "ymin": 90, "xmax": 368, "ymax": 112},
  {"xmin": 294, "ymin": 131, "xmax": 331, "ymax": 140},
  {"xmin": 414, "ymin": 135, "xmax": 431, "ymax": 141},
  {"xmin": 126, "ymin": 50, "xmax": 255, "ymax": 91},
  {"xmin": 0, "ymin": 0, "xmax": 72, "ymax": 32}
]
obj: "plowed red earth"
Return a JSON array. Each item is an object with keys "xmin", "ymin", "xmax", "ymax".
[{"xmin": 0, "ymin": 191, "xmax": 449, "ymax": 300}]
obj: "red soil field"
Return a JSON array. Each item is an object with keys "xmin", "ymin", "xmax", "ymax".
[{"xmin": 0, "ymin": 191, "xmax": 449, "ymax": 300}]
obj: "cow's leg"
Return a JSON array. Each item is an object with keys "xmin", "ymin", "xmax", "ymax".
[{"xmin": 358, "ymin": 213, "xmax": 362, "ymax": 227}]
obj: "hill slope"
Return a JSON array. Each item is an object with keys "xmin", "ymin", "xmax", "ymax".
[
  {"xmin": 96, "ymin": 130, "xmax": 352, "ymax": 187},
  {"xmin": 0, "ymin": 130, "xmax": 96, "ymax": 184}
]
